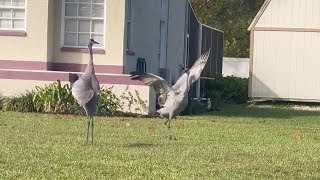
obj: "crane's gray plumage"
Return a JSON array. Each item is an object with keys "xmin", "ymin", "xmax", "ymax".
[
  {"xmin": 72, "ymin": 39, "xmax": 100, "ymax": 145},
  {"xmin": 130, "ymin": 49, "xmax": 210, "ymax": 140}
]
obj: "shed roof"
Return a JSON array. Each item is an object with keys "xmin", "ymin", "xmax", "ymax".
[
  {"xmin": 248, "ymin": 0, "xmax": 271, "ymax": 31},
  {"xmin": 248, "ymin": 0, "xmax": 320, "ymax": 31}
]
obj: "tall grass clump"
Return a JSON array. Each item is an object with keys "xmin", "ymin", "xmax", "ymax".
[
  {"xmin": 0, "ymin": 81, "xmax": 147, "ymax": 116},
  {"xmin": 2, "ymin": 91, "xmax": 37, "ymax": 112},
  {"xmin": 33, "ymin": 80, "xmax": 76, "ymax": 114}
]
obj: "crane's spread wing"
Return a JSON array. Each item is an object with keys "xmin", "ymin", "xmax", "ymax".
[
  {"xmin": 172, "ymin": 73, "xmax": 189, "ymax": 95},
  {"xmin": 188, "ymin": 49, "xmax": 211, "ymax": 86},
  {"xmin": 172, "ymin": 49, "xmax": 211, "ymax": 92},
  {"xmin": 130, "ymin": 72, "xmax": 173, "ymax": 106},
  {"xmin": 72, "ymin": 79, "xmax": 94, "ymax": 106}
]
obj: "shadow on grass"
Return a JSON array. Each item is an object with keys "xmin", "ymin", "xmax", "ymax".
[
  {"xmin": 125, "ymin": 143, "xmax": 160, "ymax": 148},
  {"xmin": 186, "ymin": 102, "xmax": 320, "ymax": 119}
]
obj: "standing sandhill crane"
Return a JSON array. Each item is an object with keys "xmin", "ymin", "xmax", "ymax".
[
  {"xmin": 72, "ymin": 39, "xmax": 100, "ymax": 145},
  {"xmin": 130, "ymin": 49, "xmax": 210, "ymax": 140}
]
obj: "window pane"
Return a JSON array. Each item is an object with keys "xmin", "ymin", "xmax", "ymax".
[
  {"xmin": 0, "ymin": 9, "xmax": 11, "ymax": 18},
  {"xmin": 0, "ymin": 19, "xmax": 11, "ymax": 28},
  {"xmin": 13, "ymin": 19, "xmax": 24, "ymax": 29},
  {"xmin": 92, "ymin": 4, "xmax": 104, "ymax": 17},
  {"xmin": 93, "ymin": 0, "xmax": 104, "ymax": 3},
  {"xmin": 12, "ymin": 0, "xmax": 25, "ymax": 6},
  {"xmin": 0, "ymin": 0, "xmax": 11, "ymax": 6},
  {"xmin": 79, "ymin": 4, "xmax": 90, "ymax": 17},
  {"xmin": 79, "ymin": 33, "xmax": 90, "ymax": 46},
  {"xmin": 79, "ymin": 19, "xmax": 90, "ymax": 32},
  {"xmin": 65, "ymin": 3, "xmax": 77, "ymax": 16},
  {"xmin": 65, "ymin": 33, "xmax": 77, "ymax": 46},
  {"xmin": 92, "ymin": 34, "xmax": 103, "ymax": 47},
  {"xmin": 64, "ymin": 0, "xmax": 105, "ymax": 47},
  {"xmin": 92, "ymin": 20, "xmax": 103, "ymax": 33},
  {"xmin": 65, "ymin": 19, "xmax": 77, "ymax": 32},
  {"xmin": 13, "ymin": 9, "xmax": 24, "ymax": 18}
]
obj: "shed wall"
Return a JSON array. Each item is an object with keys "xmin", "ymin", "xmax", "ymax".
[
  {"xmin": 252, "ymin": 31, "xmax": 320, "ymax": 101},
  {"xmin": 256, "ymin": 0, "xmax": 320, "ymax": 29}
]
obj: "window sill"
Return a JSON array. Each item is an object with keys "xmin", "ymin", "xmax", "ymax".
[
  {"xmin": 60, "ymin": 47, "xmax": 106, "ymax": 54},
  {"xmin": 0, "ymin": 30, "xmax": 26, "ymax": 37},
  {"xmin": 126, "ymin": 50, "xmax": 135, "ymax": 56}
]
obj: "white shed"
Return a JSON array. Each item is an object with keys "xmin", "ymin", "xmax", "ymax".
[{"xmin": 248, "ymin": 0, "xmax": 320, "ymax": 102}]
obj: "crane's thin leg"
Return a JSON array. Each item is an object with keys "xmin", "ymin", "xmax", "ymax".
[
  {"xmin": 92, "ymin": 117, "xmax": 94, "ymax": 145},
  {"xmin": 87, "ymin": 116, "xmax": 94, "ymax": 145},
  {"xmin": 86, "ymin": 117, "xmax": 90, "ymax": 143},
  {"xmin": 165, "ymin": 119, "xmax": 176, "ymax": 140}
]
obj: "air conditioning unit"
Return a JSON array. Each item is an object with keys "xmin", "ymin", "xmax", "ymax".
[{"xmin": 136, "ymin": 58, "xmax": 146, "ymax": 72}]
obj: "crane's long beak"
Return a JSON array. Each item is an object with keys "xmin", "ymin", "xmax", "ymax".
[{"xmin": 93, "ymin": 40, "xmax": 99, "ymax": 44}]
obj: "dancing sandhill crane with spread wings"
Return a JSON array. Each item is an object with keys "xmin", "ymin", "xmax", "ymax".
[
  {"xmin": 130, "ymin": 49, "xmax": 211, "ymax": 140},
  {"xmin": 72, "ymin": 39, "xmax": 100, "ymax": 145}
]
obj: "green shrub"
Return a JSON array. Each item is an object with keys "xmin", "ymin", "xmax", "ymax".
[
  {"xmin": 206, "ymin": 76, "xmax": 248, "ymax": 104},
  {"xmin": 33, "ymin": 80, "xmax": 76, "ymax": 114},
  {"xmin": 0, "ymin": 93, "xmax": 3, "ymax": 110},
  {"xmin": 32, "ymin": 81, "xmax": 124, "ymax": 115},
  {"xmin": 119, "ymin": 89, "xmax": 147, "ymax": 115},
  {"xmin": 1, "ymin": 81, "xmax": 147, "ymax": 116},
  {"xmin": 96, "ymin": 86, "xmax": 122, "ymax": 116},
  {"xmin": 2, "ymin": 91, "xmax": 36, "ymax": 112}
]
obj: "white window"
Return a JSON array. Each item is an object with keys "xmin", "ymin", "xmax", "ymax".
[
  {"xmin": 126, "ymin": 0, "xmax": 133, "ymax": 51},
  {"xmin": 63, "ymin": 0, "xmax": 104, "ymax": 48},
  {"xmin": 0, "ymin": 0, "xmax": 25, "ymax": 30}
]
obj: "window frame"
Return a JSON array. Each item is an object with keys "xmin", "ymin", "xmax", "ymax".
[
  {"xmin": 125, "ymin": 0, "xmax": 134, "ymax": 54},
  {"xmin": 61, "ymin": 0, "xmax": 106, "ymax": 49},
  {"xmin": 0, "ymin": 0, "xmax": 26, "ymax": 31}
]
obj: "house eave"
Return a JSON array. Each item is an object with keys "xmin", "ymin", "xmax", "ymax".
[{"xmin": 248, "ymin": 0, "xmax": 272, "ymax": 31}]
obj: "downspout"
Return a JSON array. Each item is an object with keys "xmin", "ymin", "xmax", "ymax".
[
  {"xmin": 196, "ymin": 24, "xmax": 202, "ymax": 98},
  {"xmin": 166, "ymin": 0, "xmax": 170, "ymax": 80},
  {"xmin": 183, "ymin": 0, "xmax": 189, "ymax": 68},
  {"xmin": 166, "ymin": 0, "xmax": 170, "ymax": 69}
]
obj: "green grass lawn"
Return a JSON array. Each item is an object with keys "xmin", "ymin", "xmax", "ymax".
[{"xmin": 1, "ymin": 104, "xmax": 320, "ymax": 179}]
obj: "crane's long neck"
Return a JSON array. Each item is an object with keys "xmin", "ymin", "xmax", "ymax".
[{"xmin": 82, "ymin": 44, "xmax": 95, "ymax": 80}]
